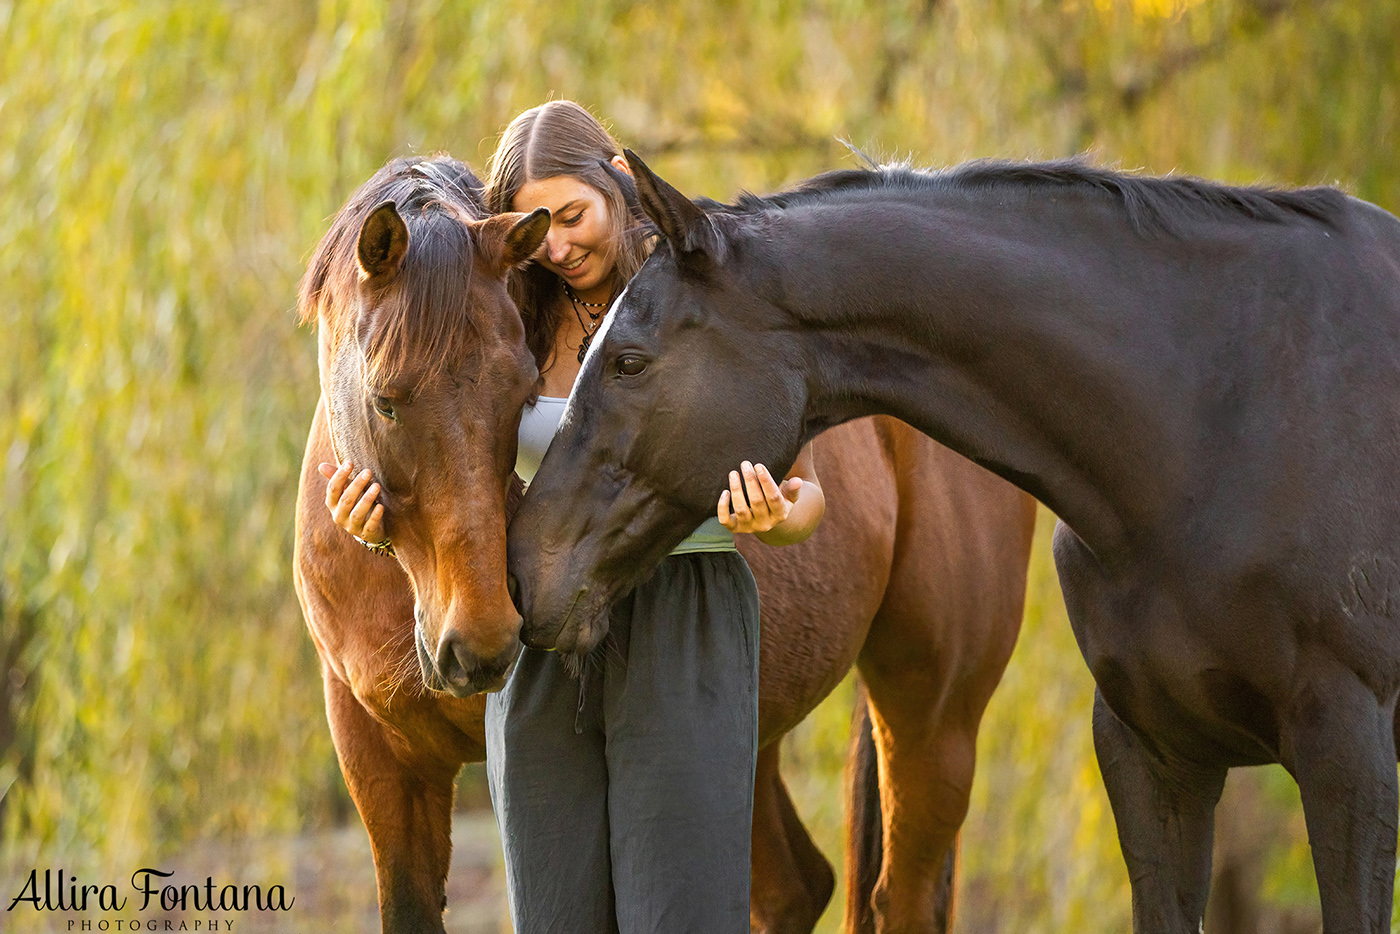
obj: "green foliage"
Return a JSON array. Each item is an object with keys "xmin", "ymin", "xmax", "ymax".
[
  {"xmin": 0, "ymin": 0, "xmax": 337, "ymax": 867},
  {"xmin": 1, "ymin": 0, "xmax": 1396, "ymax": 928}
]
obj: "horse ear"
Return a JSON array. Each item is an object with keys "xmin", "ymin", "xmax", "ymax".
[
  {"xmin": 600, "ymin": 158, "xmax": 644, "ymax": 219},
  {"xmin": 357, "ymin": 200, "xmax": 409, "ymax": 282},
  {"xmin": 623, "ymin": 149, "xmax": 720, "ymax": 259},
  {"xmin": 474, "ymin": 207, "xmax": 551, "ymax": 277}
]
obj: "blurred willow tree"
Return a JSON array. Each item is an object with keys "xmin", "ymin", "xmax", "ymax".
[{"xmin": 0, "ymin": 0, "xmax": 1394, "ymax": 927}]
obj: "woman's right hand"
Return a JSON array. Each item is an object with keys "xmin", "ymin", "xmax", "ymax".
[{"xmin": 317, "ymin": 461, "xmax": 388, "ymax": 544}]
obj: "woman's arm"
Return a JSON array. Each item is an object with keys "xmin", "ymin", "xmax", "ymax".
[{"xmin": 716, "ymin": 442, "xmax": 825, "ymax": 546}]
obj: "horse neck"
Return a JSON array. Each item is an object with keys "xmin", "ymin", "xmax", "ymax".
[{"xmin": 777, "ymin": 190, "xmax": 1195, "ymax": 558}]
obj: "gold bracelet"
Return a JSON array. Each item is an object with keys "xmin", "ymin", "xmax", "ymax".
[{"xmin": 356, "ymin": 536, "xmax": 396, "ymax": 558}]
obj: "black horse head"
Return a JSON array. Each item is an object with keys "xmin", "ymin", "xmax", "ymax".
[{"xmin": 507, "ymin": 152, "xmax": 810, "ymax": 655}]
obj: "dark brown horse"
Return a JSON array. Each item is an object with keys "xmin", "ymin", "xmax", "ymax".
[
  {"xmin": 293, "ymin": 156, "xmax": 1035, "ymax": 933},
  {"xmin": 508, "ymin": 150, "xmax": 1400, "ymax": 933}
]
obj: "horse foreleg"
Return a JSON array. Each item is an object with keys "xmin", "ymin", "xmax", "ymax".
[
  {"xmin": 323, "ymin": 670, "xmax": 458, "ymax": 934},
  {"xmin": 750, "ymin": 741, "xmax": 836, "ymax": 934},
  {"xmin": 1286, "ymin": 672, "xmax": 1397, "ymax": 934},
  {"xmin": 1092, "ymin": 689, "xmax": 1226, "ymax": 934}
]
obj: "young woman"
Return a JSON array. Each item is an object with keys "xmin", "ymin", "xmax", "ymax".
[{"xmin": 319, "ymin": 100, "xmax": 824, "ymax": 933}]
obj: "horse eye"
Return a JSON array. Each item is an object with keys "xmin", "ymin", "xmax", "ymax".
[
  {"xmin": 374, "ymin": 396, "xmax": 397, "ymax": 421},
  {"xmin": 616, "ymin": 355, "xmax": 647, "ymax": 377}
]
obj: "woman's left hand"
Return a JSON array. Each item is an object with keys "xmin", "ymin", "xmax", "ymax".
[{"xmin": 718, "ymin": 461, "xmax": 803, "ymax": 534}]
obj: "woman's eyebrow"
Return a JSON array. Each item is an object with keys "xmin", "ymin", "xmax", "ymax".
[{"xmin": 556, "ymin": 200, "xmax": 582, "ymax": 213}]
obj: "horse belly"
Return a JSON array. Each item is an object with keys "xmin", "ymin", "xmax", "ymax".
[{"xmin": 1055, "ymin": 521, "xmax": 1293, "ymax": 765}]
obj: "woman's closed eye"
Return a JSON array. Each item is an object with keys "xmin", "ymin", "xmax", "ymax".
[{"xmin": 560, "ymin": 210, "xmax": 584, "ymax": 226}]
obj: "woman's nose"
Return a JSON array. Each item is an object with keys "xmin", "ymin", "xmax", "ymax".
[{"xmin": 546, "ymin": 230, "xmax": 570, "ymax": 264}]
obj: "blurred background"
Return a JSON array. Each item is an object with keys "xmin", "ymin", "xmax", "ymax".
[{"xmin": 1, "ymin": 0, "xmax": 1397, "ymax": 931}]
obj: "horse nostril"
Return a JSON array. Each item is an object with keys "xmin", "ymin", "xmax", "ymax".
[
  {"xmin": 437, "ymin": 634, "xmax": 472, "ymax": 690},
  {"xmin": 507, "ymin": 573, "xmax": 522, "ymax": 613}
]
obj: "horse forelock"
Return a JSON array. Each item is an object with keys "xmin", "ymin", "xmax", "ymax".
[
  {"xmin": 298, "ymin": 156, "xmax": 497, "ymax": 391},
  {"xmin": 719, "ymin": 157, "xmax": 1348, "ymax": 236},
  {"xmin": 358, "ymin": 210, "xmax": 484, "ymax": 390}
]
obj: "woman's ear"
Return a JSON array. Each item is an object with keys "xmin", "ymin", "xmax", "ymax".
[{"xmin": 610, "ymin": 153, "xmax": 633, "ymax": 177}]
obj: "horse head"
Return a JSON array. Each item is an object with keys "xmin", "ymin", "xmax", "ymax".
[
  {"xmin": 507, "ymin": 152, "xmax": 810, "ymax": 655},
  {"xmin": 302, "ymin": 157, "xmax": 549, "ymax": 695}
]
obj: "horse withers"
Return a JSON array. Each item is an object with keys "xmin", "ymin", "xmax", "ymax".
[
  {"xmin": 508, "ymin": 150, "xmax": 1400, "ymax": 932},
  {"xmin": 294, "ymin": 156, "xmax": 1036, "ymax": 934}
]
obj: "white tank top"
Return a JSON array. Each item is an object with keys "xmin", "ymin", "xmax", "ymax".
[{"xmin": 516, "ymin": 396, "xmax": 736, "ymax": 555}]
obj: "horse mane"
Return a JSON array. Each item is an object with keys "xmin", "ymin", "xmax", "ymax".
[
  {"xmin": 724, "ymin": 157, "xmax": 1347, "ymax": 235},
  {"xmin": 297, "ymin": 155, "xmax": 491, "ymax": 388}
]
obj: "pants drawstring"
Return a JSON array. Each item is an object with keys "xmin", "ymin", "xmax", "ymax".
[{"xmin": 574, "ymin": 672, "xmax": 587, "ymax": 735}]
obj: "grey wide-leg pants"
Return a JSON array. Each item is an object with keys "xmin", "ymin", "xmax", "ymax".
[{"xmin": 485, "ymin": 551, "xmax": 760, "ymax": 934}]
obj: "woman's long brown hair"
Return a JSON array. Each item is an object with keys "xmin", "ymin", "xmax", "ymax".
[{"xmin": 484, "ymin": 100, "xmax": 652, "ymax": 370}]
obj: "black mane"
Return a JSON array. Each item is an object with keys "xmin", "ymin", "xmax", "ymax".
[{"xmin": 724, "ymin": 158, "xmax": 1346, "ymax": 235}]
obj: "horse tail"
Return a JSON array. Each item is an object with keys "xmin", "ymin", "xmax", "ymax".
[{"xmin": 844, "ymin": 679, "xmax": 882, "ymax": 934}]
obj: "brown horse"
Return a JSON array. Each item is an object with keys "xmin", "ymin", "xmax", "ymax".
[{"xmin": 292, "ymin": 155, "xmax": 1036, "ymax": 933}]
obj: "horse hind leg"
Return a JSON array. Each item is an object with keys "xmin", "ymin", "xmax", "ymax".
[
  {"xmin": 750, "ymin": 741, "xmax": 836, "ymax": 934},
  {"xmin": 854, "ymin": 658, "xmax": 988, "ymax": 934},
  {"xmin": 1285, "ymin": 672, "xmax": 1397, "ymax": 933},
  {"xmin": 1092, "ymin": 690, "xmax": 1226, "ymax": 934},
  {"xmin": 843, "ymin": 684, "xmax": 958, "ymax": 934},
  {"xmin": 323, "ymin": 670, "xmax": 458, "ymax": 934}
]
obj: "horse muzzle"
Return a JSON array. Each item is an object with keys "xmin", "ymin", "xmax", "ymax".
[
  {"xmin": 414, "ymin": 614, "xmax": 521, "ymax": 696},
  {"xmin": 517, "ymin": 583, "xmax": 615, "ymax": 658}
]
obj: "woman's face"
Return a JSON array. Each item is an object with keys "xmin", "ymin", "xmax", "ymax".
[{"xmin": 511, "ymin": 157, "xmax": 630, "ymax": 301}]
